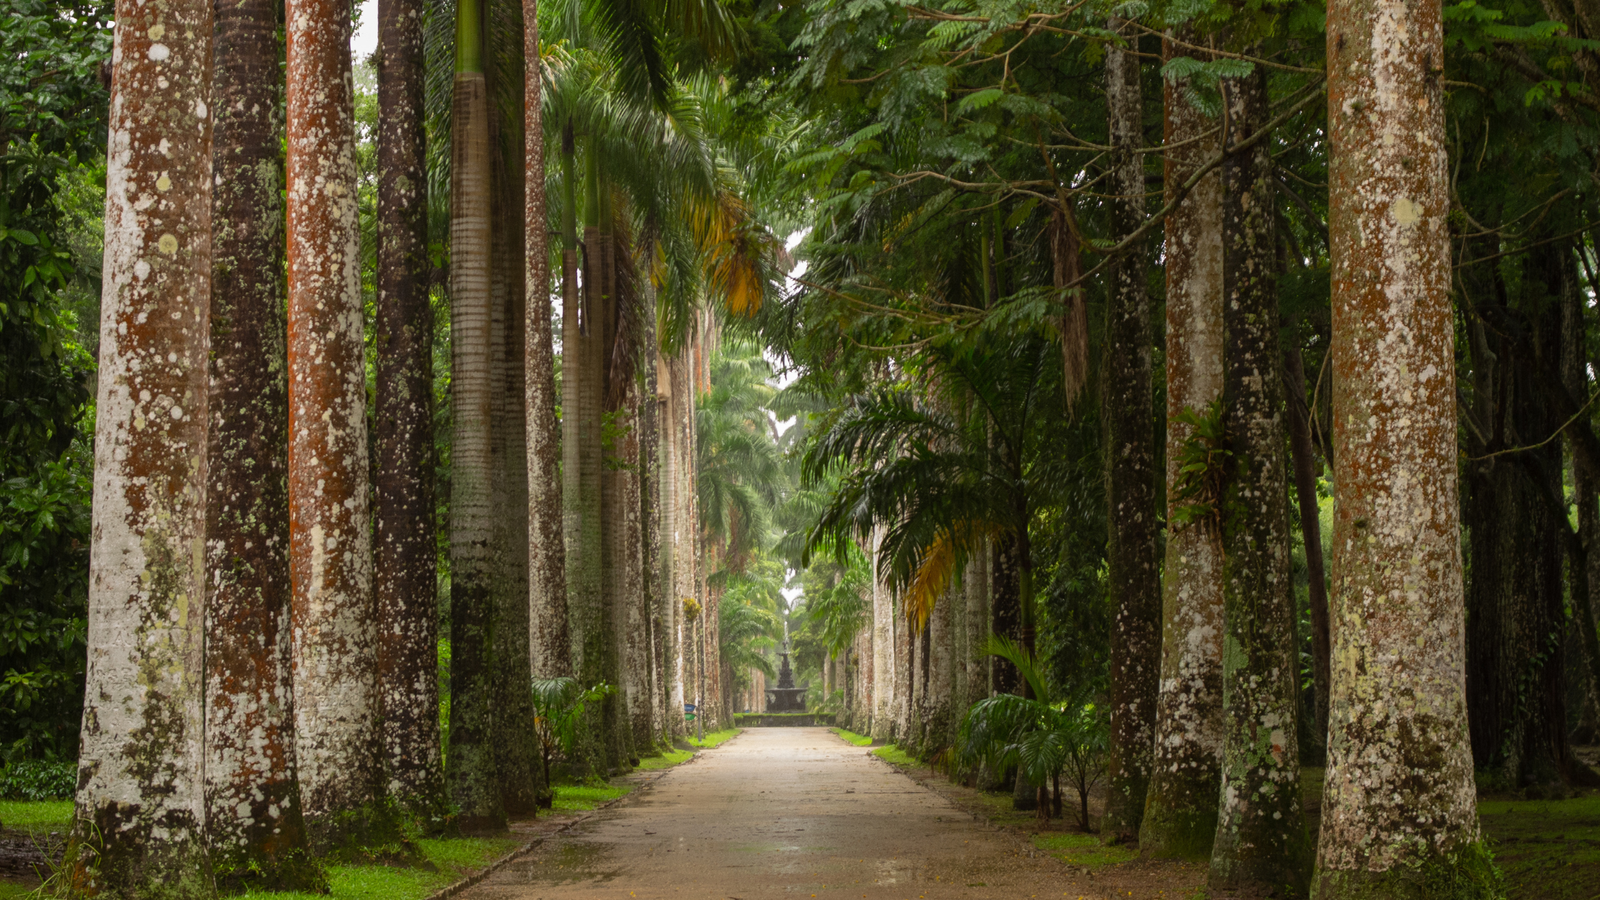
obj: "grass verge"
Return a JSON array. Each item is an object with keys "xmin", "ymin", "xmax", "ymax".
[
  {"xmin": 831, "ymin": 727, "xmax": 873, "ymax": 747},
  {"xmin": 871, "ymin": 744, "xmax": 919, "ymax": 768},
  {"xmin": 1479, "ymin": 794, "xmax": 1600, "ymax": 900},
  {"xmin": 234, "ymin": 837, "xmax": 519, "ymax": 900},
  {"xmin": 551, "ymin": 783, "xmax": 631, "ymax": 811},
  {"xmin": 1031, "ymin": 832, "xmax": 1138, "ymax": 870},
  {"xmin": 636, "ymin": 748, "xmax": 694, "ymax": 770},
  {"xmin": 685, "ymin": 728, "xmax": 740, "ymax": 749},
  {"xmin": 0, "ymin": 800, "xmax": 72, "ymax": 832}
]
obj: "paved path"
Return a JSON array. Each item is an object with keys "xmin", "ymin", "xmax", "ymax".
[{"xmin": 465, "ymin": 728, "xmax": 1077, "ymax": 899}]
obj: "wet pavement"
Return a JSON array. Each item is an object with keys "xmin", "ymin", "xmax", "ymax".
[{"xmin": 464, "ymin": 727, "xmax": 1081, "ymax": 899}]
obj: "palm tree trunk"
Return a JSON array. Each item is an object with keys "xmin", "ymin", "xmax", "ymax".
[
  {"xmin": 1314, "ymin": 0, "xmax": 1492, "ymax": 885},
  {"xmin": 659, "ymin": 350, "xmax": 686, "ymax": 735},
  {"xmin": 964, "ymin": 536, "xmax": 991, "ymax": 709},
  {"xmin": 525, "ymin": 0, "xmax": 570, "ymax": 684},
  {"xmin": 871, "ymin": 523, "xmax": 895, "ymax": 741},
  {"xmin": 1101, "ymin": 15, "xmax": 1161, "ymax": 842},
  {"xmin": 375, "ymin": 0, "xmax": 446, "ymax": 824},
  {"xmin": 68, "ymin": 2, "xmax": 215, "ymax": 892},
  {"xmin": 491, "ymin": 92, "xmax": 540, "ymax": 814},
  {"xmin": 1209, "ymin": 65, "xmax": 1312, "ymax": 895},
  {"xmin": 925, "ymin": 585, "xmax": 955, "ymax": 755},
  {"xmin": 446, "ymin": 0, "xmax": 506, "ymax": 832},
  {"xmin": 1140, "ymin": 29, "xmax": 1225, "ymax": 862},
  {"xmin": 285, "ymin": 0, "xmax": 386, "ymax": 852},
  {"xmin": 205, "ymin": 0, "xmax": 322, "ymax": 887},
  {"xmin": 642, "ymin": 329, "xmax": 666, "ymax": 743}
]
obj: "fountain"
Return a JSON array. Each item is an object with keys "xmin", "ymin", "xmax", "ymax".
[{"xmin": 764, "ymin": 640, "xmax": 807, "ymax": 712}]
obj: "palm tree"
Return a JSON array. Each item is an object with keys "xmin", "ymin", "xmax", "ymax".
[
  {"xmin": 285, "ymin": 0, "xmax": 388, "ymax": 851},
  {"xmin": 1139, "ymin": 31, "xmax": 1225, "ymax": 862},
  {"xmin": 1100, "ymin": 16, "xmax": 1160, "ymax": 843},
  {"xmin": 204, "ymin": 0, "xmax": 323, "ymax": 887},
  {"xmin": 375, "ymin": 0, "xmax": 448, "ymax": 823},
  {"xmin": 67, "ymin": 1, "xmax": 215, "ymax": 892},
  {"xmin": 1209, "ymin": 65, "xmax": 1311, "ymax": 895},
  {"xmin": 1313, "ymin": 0, "xmax": 1494, "ymax": 890},
  {"xmin": 446, "ymin": 0, "xmax": 506, "ymax": 833}
]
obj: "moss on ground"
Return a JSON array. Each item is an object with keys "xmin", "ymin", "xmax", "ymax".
[
  {"xmin": 831, "ymin": 727, "xmax": 873, "ymax": 747},
  {"xmin": 1032, "ymin": 832, "xmax": 1138, "ymax": 870}
]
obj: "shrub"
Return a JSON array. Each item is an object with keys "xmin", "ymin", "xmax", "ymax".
[{"xmin": 0, "ymin": 758, "xmax": 76, "ymax": 800}]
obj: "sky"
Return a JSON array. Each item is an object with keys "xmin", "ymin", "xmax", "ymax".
[{"xmin": 353, "ymin": 2, "xmax": 378, "ymax": 60}]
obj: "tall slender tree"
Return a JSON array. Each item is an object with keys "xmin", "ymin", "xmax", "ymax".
[
  {"xmin": 447, "ymin": 0, "xmax": 507, "ymax": 833},
  {"xmin": 1101, "ymin": 17, "xmax": 1161, "ymax": 841},
  {"xmin": 67, "ymin": 1, "xmax": 216, "ymax": 893},
  {"xmin": 287, "ymin": 0, "xmax": 385, "ymax": 851},
  {"xmin": 1313, "ymin": 0, "xmax": 1497, "ymax": 889},
  {"xmin": 1140, "ymin": 31, "xmax": 1225, "ymax": 861},
  {"xmin": 1209, "ymin": 65, "xmax": 1312, "ymax": 895},
  {"xmin": 205, "ymin": 0, "xmax": 323, "ymax": 887},
  {"xmin": 525, "ymin": 0, "xmax": 570, "ymax": 683},
  {"xmin": 375, "ymin": 0, "xmax": 447, "ymax": 821}
]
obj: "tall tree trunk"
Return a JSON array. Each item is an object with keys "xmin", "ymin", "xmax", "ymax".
[
  {"xmin": 1464, "ymin": 243, "xmax": 1581, "ymax": 791},
  {"xmin": 491, "ymin": 95, "xmax": 539, "ymax": 814},
  {"xmin": 659, "ymin": 351, "xmax": 687, "ymax": 736},
  {"xmin": 446, "ymin": 0, "xmax": 506, "ymax": 833},
  {"xmin": 624, "ymin": 380, "xmax": 656, "ymax": 752},
  {"xmin": 1208, "ymin": 66, "xmax": 1312, "ymax": 895},
  {"xmin": 205, "ymin": 0, "xmax": 322, "ymax": 888},
  {"xmin": 641, "ymin": 315, "xmax": 665, "ymax": 744},
  {"xmin": 925, "ymin": 585, "xmax": 955, "ymax": 756},
  {"xmin": 1284, "ymin": 337, "xmax": 1331, "ymax": 751},
  {"xmin": 1139, "ymin": 30, "xmax": 1225, "ymax": 862},
  {"xmin": 1102, "ymin": 16, "xmax": 1161, "ymax": 842},
  {"xmin": 1563, "ymin": 260, "xmax": 1600, "ymax": 747},
  {"xmin": 1313, "ymin": 0, "xmax": 1494, "ymax": 885},
  {"xmin": 524, "ymin": 0, "xmax": 570, "ymax": 683},
  {"xmin": 375, "ymin": 0, "xmax": 446, "ymax": 823},
  {"xmin": 894, "ymin": 594, "xmax": 913, "ymax": 741},
  {"xmin": 286, "ymin": 0, "xmax": 387, "ymax": 852},
  {"xmin": 561, "ymin": 127, "xmax": 605, "ymax": 773},
  {"xmin": 68, "ymin": 2, "xmax": 216, "ymax": 892},
  {"xmin": 871, "ymin": 524, "xmax": 896, "ymax": 741},
  {"xmin": 593, "ymin": 192, "xmax": 630, "ymax": 767},
  {"xmin": 964, "ymin": 536, "xmax": 991, "ymax": 709},
  {"xmin": 990, "ymin": 531, "xmax": 1023, "ymax": 696}
]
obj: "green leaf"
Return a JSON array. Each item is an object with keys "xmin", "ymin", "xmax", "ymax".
[{"xmin": 955, "ymin": 88, "xmax": 1004, "ymax": 115}]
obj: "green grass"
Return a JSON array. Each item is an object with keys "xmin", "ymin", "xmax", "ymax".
[
  {"xmin": 551, "ymin": 783, "xmax": 631, "ymax": 811},
  {"xmin": 1478, "ymin": 794, "xmax": 1600, "ymax": 900},
  {"xmin": 1031, "ymin": 832, "xmax": 1138, "ymax": 870},
  {"xmin": 235, "ymin": 837, "xmax": 519, "ymax": 900},
  {"xmin": 0, "ymin": 800, "xmax": 73, "ymax": 832},
  {"xmin": 685, "ymin": 728, "xmax": 740, "ymax": 749},
  {"xmin": 871, "ymin": 744, "xmax": 919, "ymax": 768},
  {"xmin": 831, "ymin": 727, "xmax": 873, "ymax": 746},
  {"xmin": 0, "ymin": 884, "xmax": 33, "ymax": 900},
  {"xmin": 636, "ymin": 748, "xmax": 694, "ymax": 770}
]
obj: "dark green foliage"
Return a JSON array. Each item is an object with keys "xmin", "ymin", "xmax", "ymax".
[
  {"xmin": 0, "ymin": 756, "xmax": 75, "ymax": 799},
  {"xmin": 0, "ymin": 1, "xmax": 111, "ymax": 764}
]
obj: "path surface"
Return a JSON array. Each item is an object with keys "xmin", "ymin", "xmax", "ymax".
[{"xmin": 466, "ymin": 728, "xmax": 1078, "ymax": 899}]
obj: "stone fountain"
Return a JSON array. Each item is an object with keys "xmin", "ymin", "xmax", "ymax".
[{"xmin": 764, "ymin": 641, "xmax": 807, "ymax": 712}]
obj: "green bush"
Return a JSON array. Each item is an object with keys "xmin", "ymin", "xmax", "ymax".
[{"xmin": 0, "ymin": 758, "xmax": 75, "ymax": 800}]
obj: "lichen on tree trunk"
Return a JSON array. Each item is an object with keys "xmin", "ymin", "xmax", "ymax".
[
  {"xmin": 1314, "ymin": 0, "xmax": 1497, "ymax": 887},
  {"xmin": 1140, "ymin": 29, "xmax": 1225, "ymax": 863},
  {"xmin": 375, "ymin": 0, "xmax": 447, "ymax": 825},
  {"xmin": 205, "ymin": 0, "xmax": 324, "ymax": 887},
  {"xmin": 1208, "ymin": 64, "xmax": 1312, "ymax": 897},
  {"xmin": 1101, "ymin": 16, "xmax": 1161, "ymax": 843},
  {"xmin": 285, "ymin": 0, "xmax": 389, "ymax": 854},
  {"xmin": 69, "ymin": 1, "xmax": 217, "ymax": 893}
]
